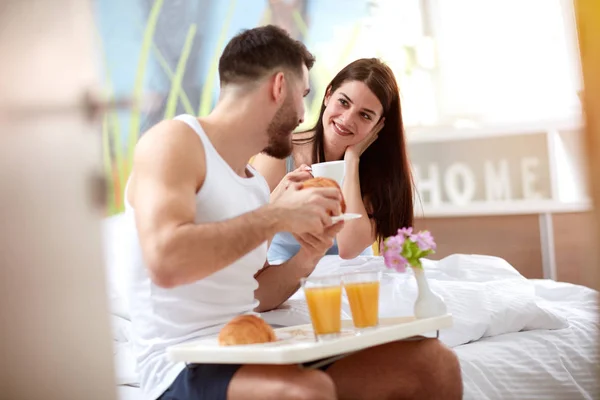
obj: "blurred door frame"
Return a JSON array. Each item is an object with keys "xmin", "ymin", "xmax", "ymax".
[{"xmin": 0, "ymin": 1, "xmax": 117, "ymax": 399}]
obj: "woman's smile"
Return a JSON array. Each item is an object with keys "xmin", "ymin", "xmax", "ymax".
[{"xmin": 332, "ymin": 120, "xmax": 353, "ymax": 137}]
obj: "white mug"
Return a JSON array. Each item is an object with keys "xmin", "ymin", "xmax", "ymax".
[{"xmin": 310, "ymin": 160, "xmax": 346, "ymax": 187}]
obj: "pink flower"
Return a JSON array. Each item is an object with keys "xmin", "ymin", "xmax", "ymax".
[
  {"xmin": 411, "ymin": 231, "xmax": 437, "ymax": 251},
  {"xmin": 382, "ymin": 228, "xmax": 436, "ymax": 273},
  {"xmin": 383, "ymin": 250, "xmax": 408, "ymax": 273},
  {"xmin": 384, "ymin": 233, "xmax": 405, "ymax": 251},
  {"xmin": 397, "ymin": 227, "xmax": 413, "ymax": 237}
]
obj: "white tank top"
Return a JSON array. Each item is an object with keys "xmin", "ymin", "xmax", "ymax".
[{"xmin": 122, "ymin": 114, "xmax": 270, "ymax": 399}]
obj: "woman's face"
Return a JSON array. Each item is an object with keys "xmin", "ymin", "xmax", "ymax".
[{"xmin": 322, "ymin": 80, "xmax": 384, "ymax": 150}]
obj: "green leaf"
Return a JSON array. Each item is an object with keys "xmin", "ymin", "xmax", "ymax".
[
  {"xmin": 403, "ymin": 242, "xmax": 413, "ymax": 259},
  {"xmin": 127, "ymin": 0, "xmax": 165, "ymax": 173},
  {"xmin": 292, "ymin": 9, "xmax": 308, "ymax": 37},
  {"xmin": 164, "ymin": 24, "xmax": 197, "ymax": 119},
  {"xmin": 151, "ymin": 41, "xmax": 195, "ymax": 115},
  {"xmin": 95, "ymin": 24, "xmax": 125, "ymax": 214},
  {"xmin": 199, "ymin": 0, "xmax": 237, "ymax": 116}
]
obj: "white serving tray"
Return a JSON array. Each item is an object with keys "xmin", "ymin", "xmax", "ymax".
[{"xmin": 167, "ymin": 314, "xmax": 452, "ymax": 365}]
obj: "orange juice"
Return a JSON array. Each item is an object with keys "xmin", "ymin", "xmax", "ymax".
[
  {"xmin": 344, "ymin": 281, "xmax": 380, "ymax": 328},
  {"xmin": 304, "ymin": 286, "xmax": 342, "ymax": 335}
]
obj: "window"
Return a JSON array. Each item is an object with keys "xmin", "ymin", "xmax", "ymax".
[{"xmin": 429, "ymin": 0, "xmax": 582, "ymax": 127}]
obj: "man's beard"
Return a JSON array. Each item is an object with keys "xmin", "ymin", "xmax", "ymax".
[{"xmin": 262, "ymin": 98, "xmax": 299, "ymax": 159}]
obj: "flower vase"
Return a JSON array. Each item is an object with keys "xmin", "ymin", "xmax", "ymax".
[{"xmin": 412, "ymin": 267, "xmax": 447, "ymax": 319}]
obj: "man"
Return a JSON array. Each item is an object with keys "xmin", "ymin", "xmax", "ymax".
[{"xmin": 125, "ymin": 25, "xmax": 462, "ymax": 400}]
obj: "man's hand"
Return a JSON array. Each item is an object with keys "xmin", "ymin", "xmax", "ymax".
[
  {"xmin": 270, "ymin": 183, "xmax": 342, "ymax": 235},
  {"xmin": 295, "ymin": 221, "xmax": 345, "ymax": 261},
  {"xmin": 270, "ymin": 164, "xmax": 313, "ymax": 203}
]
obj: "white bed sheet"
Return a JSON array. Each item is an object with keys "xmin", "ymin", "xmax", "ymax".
[
  {"xmin": 113, "ymin": 255, "xmax": 598, "ymax": 399},
  {"xmin": 455, "ymin": 279, "xmax": 598, "ymax": 399}
]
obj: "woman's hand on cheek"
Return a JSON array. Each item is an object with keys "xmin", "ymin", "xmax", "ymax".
[{"xmin": 344, "ymin": 118, "xmax": 385, "ymax": 161}]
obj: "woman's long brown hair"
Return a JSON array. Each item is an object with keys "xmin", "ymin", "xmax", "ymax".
[{"xmin": 294, "ymin": 58, "xmax": 414, "ymax": 243}]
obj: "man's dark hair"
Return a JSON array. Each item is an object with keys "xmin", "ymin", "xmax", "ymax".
[{"xmin": 218, "ymin": 25, "xmax": 315, "ymax": 86}]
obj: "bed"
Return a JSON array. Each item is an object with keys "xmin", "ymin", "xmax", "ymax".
[{"xmin": 103, "ymin": 216, "xmax": 598, "ymax": 399}]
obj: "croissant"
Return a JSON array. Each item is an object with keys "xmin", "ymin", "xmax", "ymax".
[
  {"xmin": 300, "ymin": 177, "xmax": 346, "ymax": 214},
  {"xmin": 218, "ymin": 315, "xmax": 277, "ymax": 346}
]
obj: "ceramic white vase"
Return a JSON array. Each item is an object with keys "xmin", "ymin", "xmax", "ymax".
[{"xmin": 412, "ymin": 267, "xmax": 447, "ymax": 319}]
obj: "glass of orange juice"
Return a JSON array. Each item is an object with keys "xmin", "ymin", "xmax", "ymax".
[
  {"xmin": 301, "ymin": 275, "xmax": 343, "ymax": 341},
  {"xmin": 342, "ymin": 270, "xmax": 382, "ymax": 331}
]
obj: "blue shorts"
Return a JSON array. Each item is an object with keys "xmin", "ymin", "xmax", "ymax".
[
  {"xmin": 158, "ymin": 364, "xmax": 241, "ymax": 400},
  {"xmin": 158, "ymin": 361, "xmax": 334, "ymax": 400}
]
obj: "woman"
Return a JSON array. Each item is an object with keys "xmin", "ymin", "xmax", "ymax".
[{"xmin": 253, "ymin": 58, "xmax": 414, "ymax": 264}]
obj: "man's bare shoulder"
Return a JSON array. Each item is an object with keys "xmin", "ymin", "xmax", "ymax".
[
  {"xmin": 128, "ymin": 119, "xmax": 206, "ymax": 206},
  {"xmin": 134, "ymin": 119, "xmax": 204, "ymax": 165}
]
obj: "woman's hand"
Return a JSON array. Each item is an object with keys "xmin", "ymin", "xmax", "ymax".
[
  {"xmin": 269, "ymin": 164, "xmax": 313, "ymax": 203},
  {"xmin": 345, "ymin": 118, "xmax": 385, "ymax": 161}
]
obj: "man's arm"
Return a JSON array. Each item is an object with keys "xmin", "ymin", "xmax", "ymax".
[
  {"xmin": 253, "ymin": 223, "xmax": 344, "ymax": 312},
  {"xmin": 129, "ymin": 121, "xmax": 342, "ymax": 289},
  {"xmin": 129, "ymin": 121, "xmax": 283, "ymax": 288},
  {"xmin": 253, "ymin": 250, "xmax": 320, "ymax": 313}
]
